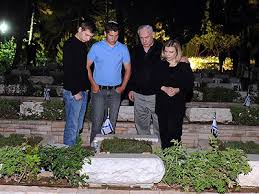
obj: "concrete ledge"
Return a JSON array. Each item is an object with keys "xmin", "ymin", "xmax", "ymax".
[
  {"xmin": 238, "ymin": 155, "xmax": 259, "ymax": 187},
  {"xmin": 80, "ymin": 153, "xmax": 165, "ymax": 187},
  {"xmin": 0, "ymin": 184, "xmax": 258, "ymax": 194}
]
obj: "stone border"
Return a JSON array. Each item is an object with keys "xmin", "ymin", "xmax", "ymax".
[{"xmin": 0, "ymin": 119, "xmax": 259, "ymax": 148}]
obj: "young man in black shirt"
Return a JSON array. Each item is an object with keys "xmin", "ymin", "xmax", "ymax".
[{"xmin": 63, "ymin": 20, "xmax": 96, "ymax": 146}]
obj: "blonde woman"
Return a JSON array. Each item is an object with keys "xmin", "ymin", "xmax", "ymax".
[{"xmin": 155, "ymin": 40, "xmax": 194, "ymax": 149}]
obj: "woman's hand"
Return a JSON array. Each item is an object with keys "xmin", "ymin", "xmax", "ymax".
[{"xmin": 161, "ymin": 86, "xmax": 180, "ymax": 97}]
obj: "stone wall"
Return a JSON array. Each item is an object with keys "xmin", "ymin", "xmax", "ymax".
[{"xmin": 0, "ymin": 119, "xmax": 258, "ymax": 148}]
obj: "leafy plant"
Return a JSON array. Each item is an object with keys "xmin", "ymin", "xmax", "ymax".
[
  {"xmin": 184, "ymin": 0, "xmax": 239, "ymax": 58},
  {"xmin": 155, "ymin": 137, "xmax": 251, "ymax": 193},
  {"xmin": 56, "ymin": 32, "xmax": 72, "ymax": 65},
  {"xmin": 221, "ymin": 141, "xmax": 259, "ymax": 154},
  {"xmin": 0, "ymin": 98, "xmax": 20, "ymax": 119},
  {"xmin": 0, "ymin": 134, "xmax": 42, "ymax": 148},
  {"xmin": 0, "ymin": 144, "xmax": 41, "ymax": 181},
  {"xmin": 39, "ymin": 137, "xmax": 93, "ymax": 186},
  {"xmin": 202, "ymin": 87, "xmax": 240, "ymax": 102},
  {"xmin": 100, "ymin": 137, "xmax": 152, "ymax": 153},
  {"xmin": 41, "ymin": 100, "xmax": 65, "ymax": 120},
  {"xmin": 33, "ymin": 33, "xmax": 49, "ymax": 67},
  {"xmin": 0, "ymin": 37, "xmax": 16, "ymax": 74},
  {"xmin": 231, "ymin": 106, "xmax": 259, "ymax": 126}
]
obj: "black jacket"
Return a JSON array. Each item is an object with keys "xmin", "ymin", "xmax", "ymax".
[{"xmin": 128, "ymin": 41, "xmax": 163, "ymax": 95}]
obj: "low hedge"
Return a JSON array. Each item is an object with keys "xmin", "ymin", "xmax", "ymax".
[
  {"xmin": 201, "ymin": 87, "xmax": 240, "ymax": 102},
  {"xmin": 230, "ymin": 106, "xmax": 259, "ymax": 126},
  {"xmin": 221, "ymin": 140, "xmax": 259, "ymax": 154},
  {"xmin": 100, "ymin": 137, "xmax": 152, "ymax": 153},
  {"xmin": 0, "ymin": 134, "xmax": 42, "ymax": 148},
  {"xmin": 0, "ymin": 98, "xmax": 91, "ymax": 121},
  {"xmin": 0, "ymin": 98, "xmax": 20, "ymax": 119}
]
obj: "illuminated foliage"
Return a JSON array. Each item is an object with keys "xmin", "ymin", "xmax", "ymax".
[
  {"xmin": 184, "ymin": 0, "xmax": 239, "ymax": 58},
  {"xmin": 189, "ymin": 56, "xmax": 233, "ymax": 71},
  {"xmin": 154, "ymin": 22, "xmax": 170, "ymax": 42},
  {"xmin": 185, "ymin": 21, "xmax": 240, "ymax": 57},
  {"xmin": 56, "ymin": 33, "xmax": 72, "ymax": 65},
  {"xmin": 0, "ymin": 37, "xmax": 16, "ymax": 74}
]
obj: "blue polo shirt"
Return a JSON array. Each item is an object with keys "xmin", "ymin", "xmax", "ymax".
[{"xmin": 87, "ymin": 40, "xmax": 130, "ymax": 86}]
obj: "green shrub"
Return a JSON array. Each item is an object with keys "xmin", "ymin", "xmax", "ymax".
[
  {"xmin": 231, "ymin": 106, "xmax": 259, "ymax": 126},
  {"xmin": 0, "ymin": 134, "xmax": 43, "ymax": 152},
  {"xmin": 221, "ymin": 141, "xmax": 259, "ymax": 154},
  {"xmin": 41, "ymin": 100, "xmax": 65, "ymax": 120},
  {"xmin": 155, "ymin": 138, "xmax": 251, "ymax": 193},
  {"xmin": 0, "ymin": 37, "xmax": 16, "ymax": 74},
  {"xmin": 39, "ymin": 137, "xmax": 93, "ymax": 186},
  {"xmin": 202, "ymin": 87, "xmax": 240, "ymax": 102},
  {"xmin": 0, "ymin": 134, "xmax": 42, "ymax": 148},
  {"xmin": 56, "ymin": 33, "xmax": 72, "ymax": 65},
  {"xmin": 0, "ymin": 137, "xmax": 92, "ymax": 186},
  {"xmin": 0, "ymin": 144, "xmax": 41, "ymax": 181},
  {"xmin": 0, "ymin": 98, "xmax": 20, "ymax": 119},
  {"xmin": 100, "ymin": 137, "xmax": 152, "ymax": 153}
]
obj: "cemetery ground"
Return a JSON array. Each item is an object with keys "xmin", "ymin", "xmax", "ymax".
[
  {"xmin": 0, "ymin": 67, "xmax": 259, "ymax": 193},
  {"xmin": 0, "ymin": 99, "xmax": 259, "ymax": 193}
]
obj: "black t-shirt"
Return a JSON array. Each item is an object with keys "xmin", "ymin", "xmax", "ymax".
[
  {"xmin": 128, "ymin": 41, "xmax": 163, "ymax": 95},
  {"xmin": 63, "ymin": 36, "xmax": 90, "ymax": 95}
]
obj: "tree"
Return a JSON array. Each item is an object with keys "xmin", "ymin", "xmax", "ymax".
[{"xmin": 184, "ymin": 0, "xmax": 240, "ymax": 57}]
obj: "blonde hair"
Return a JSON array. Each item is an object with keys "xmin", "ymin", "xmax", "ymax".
[{"xmin": 161, "ymin": 40, "xmax": 182, "ymax": 63}]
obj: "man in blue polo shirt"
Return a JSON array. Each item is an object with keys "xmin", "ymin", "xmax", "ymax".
[{"xmin": 86, "ymin": 21, "xmax": 131, "ymax": 144}]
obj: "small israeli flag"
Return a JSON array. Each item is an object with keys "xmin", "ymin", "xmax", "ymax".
[
  {"xmin": 211, "ymin": 112, "xmax": 219, "ymax": 138},
  {"xmin": 43, "ymin": 87, "xmax": 50, "ymax": 101},
  {"xmin": 243, "ymin": 94, "xmax": 251, "ymax": 107},
  {"xmin": 101, "ymin": 108, "xmax": 114, "ymax": 135}
]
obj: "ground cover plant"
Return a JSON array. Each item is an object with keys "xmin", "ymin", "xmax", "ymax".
[
  {"xmin": 231, "ymin": 106, "xmax": 259, "ymax": 126},
  {"xmin": 0, "ymin": 98, "xmax": 20, "ymax": 119},
  {"xmin": 221, "ymin": 141, "xmax": 259, "ymax": 154},
  {"xmin": 0, "ymin": 137, "xmax": 93, "ymax": 186},
  {"xmin": 201, "ymin": 87, "xmax": 240, "ymax": 102},
  {"xmin": 100, "ymin": 137, "xmax": 152, "ymax": 153},
  {"xmin": 0, "ymin": 134, "xmax": 42, "ymax": 148},
  {"xmin": 155, "ymin": 137, "xmax": 251, "ymax": 193},
  {"xmin": 0, "ymin": 98, "xmax": 92, "ymax": 121}
]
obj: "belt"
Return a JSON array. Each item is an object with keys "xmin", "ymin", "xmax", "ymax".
[{"xmin": 99, "ymin": 85, "xmax": 117, "ymax": 90}]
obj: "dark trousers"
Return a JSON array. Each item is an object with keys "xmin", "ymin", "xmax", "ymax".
[{"xmin": 157, "ymin": 110, "xmax": 184, "ymax": 149}]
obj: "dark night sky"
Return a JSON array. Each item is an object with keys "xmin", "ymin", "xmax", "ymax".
[{"xmin": 0, "ymin": 0, "xmax": 204, "ymax": 34}]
